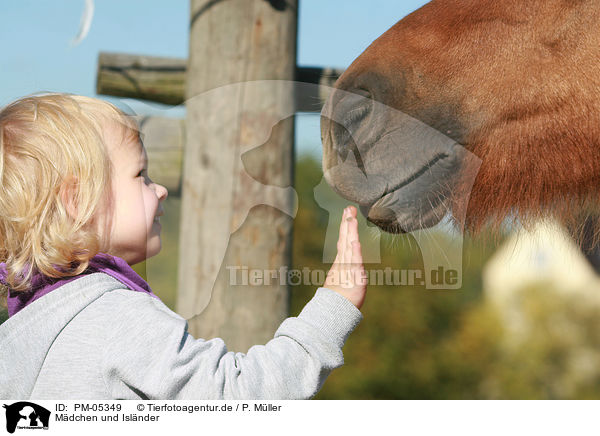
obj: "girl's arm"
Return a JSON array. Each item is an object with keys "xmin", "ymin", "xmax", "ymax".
[
  {"xmin": 101, "ymin": 285, "xmax": 361, "ymax": 399},
  {"xmin": 101, "ymin": 206, "xmax": 367, "ymax": 399}
]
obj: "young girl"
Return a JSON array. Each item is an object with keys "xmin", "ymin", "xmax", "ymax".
[{"xmin": 0, "ymin": 93, "xmax": 368, "ymax": 400}]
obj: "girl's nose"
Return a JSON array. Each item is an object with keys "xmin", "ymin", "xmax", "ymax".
[
  {"xmin": 156, "ymin": 183, "xmax": 168, "ymax": 201},
  {"xmin": 151, "ymin": 180, "xmax": 168, "ymax": 200}
]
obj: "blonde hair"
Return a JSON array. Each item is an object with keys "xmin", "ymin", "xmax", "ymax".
[{"xmin": 0, "ymin": 93, "xmax": 138, "ymax": 295}]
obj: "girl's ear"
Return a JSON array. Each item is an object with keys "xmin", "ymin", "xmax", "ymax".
[{"xmin": 59, "ymin": 176, "xmax": 79, "ymax": 221}]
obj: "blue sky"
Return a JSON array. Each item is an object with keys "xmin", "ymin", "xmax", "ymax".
[{"xmin": 0, "ymin": 0, "xmax": 428, "ymax": 156}]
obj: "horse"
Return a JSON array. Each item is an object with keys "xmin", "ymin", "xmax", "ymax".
[{"xmin": 321, "ymin": 0, "xmax": 600, "ymax": 257}]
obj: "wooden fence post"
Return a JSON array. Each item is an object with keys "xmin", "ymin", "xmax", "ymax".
[{"xmin": 179, "ymin": 0, "xmax": 298, "ymax": 351}]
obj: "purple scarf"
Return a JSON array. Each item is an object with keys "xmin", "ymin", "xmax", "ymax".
[{"xmin": 1, "ymin": 253, "xmax": 158, "ymax": 317}]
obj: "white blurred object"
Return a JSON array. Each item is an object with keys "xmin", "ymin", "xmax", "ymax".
[
  {"xmin": 483, "ymin": 218, "xmax": 600, "ymax": 336},
  {"xmin": 71, "ymin": 0, "xmax": 94, "ymax": 46},
  {"xmin": 484, "ymin": 218, "xmax": 599, "ymax": 302},
  {"xmin": 482, "ymin": 219, "xmax": 600, "ymax": 397}
]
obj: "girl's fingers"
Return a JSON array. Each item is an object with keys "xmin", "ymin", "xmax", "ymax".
[
  {"xmin": 347, "ymin": 212, "xmax": 359, "ymax": 243},
  {"xmin": 328, "ymin": 206, "xmax": 368, "ymax": 291},
  {"xmin": 347, "ymin": 205, "xmax": 357, "ymax": 219},
  {"xmin": 346, "ymin": 209, "xmax": 361, "ymax": 287},
  {"xmin": 345, "ymin": 218, "xmax": 354, "ymax": 267},
  {"xmin": 336, "ymin": 208, "xmax": 345, "ymax": 258},
  {"xmin": 351, "ymin": 239, "xmax": 362, "ymax": 265},
  {"xmin": 346, "ymin": 209, "xmax": 359, "ymax": 260},
  {"xmin": 339, "ymin": 208, "xmax": 349, "ymax": 264},
  {"xmin": 350, "ymin": 240, "xmax": 364, "ymax": 284}
]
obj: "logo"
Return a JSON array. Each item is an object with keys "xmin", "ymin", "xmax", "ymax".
[{"xmin": 3, "ymin": 402, "xmax": 50, "ymax": 433}]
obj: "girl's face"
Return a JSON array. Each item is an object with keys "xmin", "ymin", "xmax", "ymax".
[{"xmin": 97, "ymin": 122, "xmax": 168, "ymax": 265}]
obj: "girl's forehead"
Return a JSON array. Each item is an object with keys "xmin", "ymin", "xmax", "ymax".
[
  {"xmin": 104, "ymin": 120, "xmax": 141, "ymax": 149},
  {"xmin": 121, "ymin": 135, "xmax": 146, "ymax": 161},
  {"xmin": 104, "ymin": 123, "xmax": 146, "ymax": 167}
]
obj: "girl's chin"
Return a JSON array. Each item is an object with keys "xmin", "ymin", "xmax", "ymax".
[{"xmin": 147, "ymin": 238, "xmax": 162, "ymax": 256}]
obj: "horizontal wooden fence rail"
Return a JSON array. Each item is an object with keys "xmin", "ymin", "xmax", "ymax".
[{"xmin": 97, "ymin": 52, "xmax": 344, "ymax": 112}]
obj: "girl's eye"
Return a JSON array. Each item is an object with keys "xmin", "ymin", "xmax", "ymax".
[{"xmin": 138, "ymin": 169, "xmax": 153, "ymax": 184}]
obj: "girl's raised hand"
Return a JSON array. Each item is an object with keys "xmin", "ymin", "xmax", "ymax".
[{"xmin": 324, "ymin": 205, "xmax": 368, "ymax": 309}]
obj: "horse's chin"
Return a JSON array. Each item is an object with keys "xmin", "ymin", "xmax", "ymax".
[{"xmin": 360, "ymin": 189, "xmax": 449, "ymax": 234}]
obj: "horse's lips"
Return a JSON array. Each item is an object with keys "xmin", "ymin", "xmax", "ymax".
[
  {"xmin": 372, "ymin": 190, "xmax": 397, "ymax": 209},
  {"xmin": 359, "ymin": 156, "xmax": 452, "ymax": 233},
  {"xmin": 359, "ymin": 204, "xmax": 372, "ymax": 218},
  {"xmin": 358, "ymin": 189, "xmax": 399, "ymax": 226},
  {"xmin": 361, "ymin": 156, "xmax": 448, "ymax": 217},
  {"xmin": 361, "ymin": 190, "xmax": 401, "ymax": 223},
  {"xmin": 363, "ymin": 188, "xmax": 447, "ymax": 234}
]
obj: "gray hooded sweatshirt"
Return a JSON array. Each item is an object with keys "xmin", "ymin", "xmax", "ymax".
[{"xmin": 0, "ymin": 272, "xmax": 362, "ymax": 399}]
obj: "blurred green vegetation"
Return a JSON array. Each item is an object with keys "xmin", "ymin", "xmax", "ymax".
[{"xmin": 3, "ymin": 153, "xmax": 600, "ymax": 399}]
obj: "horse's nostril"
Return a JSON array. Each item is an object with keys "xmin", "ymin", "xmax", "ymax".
[
  {"xmin": 331, "ymin": 121, "xmax": 351, "ymax": 157},
  {"xmin": 329, "ymin": 88, "xmax": 373, "ymax": 155},
  {"xmin": 336, "ymin": 89, "xmax": 372, "ymax": 126}
]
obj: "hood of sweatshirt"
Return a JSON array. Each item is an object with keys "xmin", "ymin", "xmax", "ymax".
[
  {"xmin": 1, "ymin": 253, "xmax": 156, "ymax": 317},
  {"xmin": 0, "ymin": 273, "xmax": 127, "ymax": 399}
]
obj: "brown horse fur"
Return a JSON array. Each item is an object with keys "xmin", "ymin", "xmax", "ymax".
[{"xmin": 323, "ymin": 0, "xmax": 600, "ymax": 248}]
